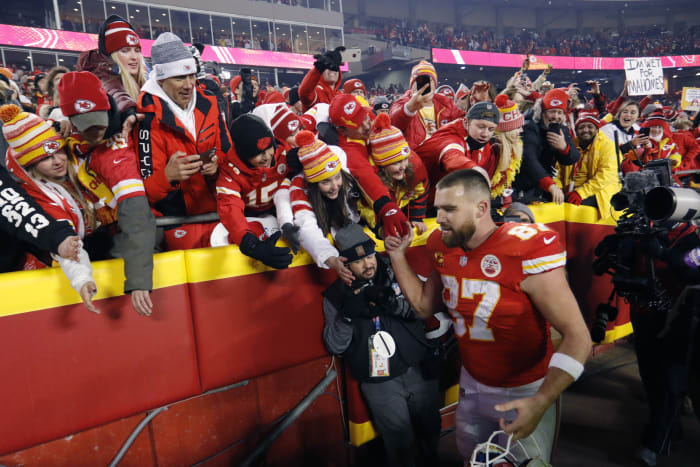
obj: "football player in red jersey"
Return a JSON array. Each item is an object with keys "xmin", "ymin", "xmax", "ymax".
[{"xmin": 384, "ymin": 169, "xmax": 591, "ymax": 462}]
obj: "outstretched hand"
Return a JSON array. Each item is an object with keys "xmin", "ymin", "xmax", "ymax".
[
  {"xmin": 384, "ymin": 224, "xmax": 414, "ymax": 257},
  {"xmin": 80, "ymin": 281, "xmax": 99, "ymax": 314},
  {"xmin": 131, "ymin": 290, "xmax": 153, "ymax": 317}
]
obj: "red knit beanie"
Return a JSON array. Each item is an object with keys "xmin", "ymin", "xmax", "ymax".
[
  {"xmin": 542, "ymin": 89, "xmax": 568, "ymax": 112},
  {"xmin": 99, "ymin": 15, "xmax": 140, "ymax": 56}
]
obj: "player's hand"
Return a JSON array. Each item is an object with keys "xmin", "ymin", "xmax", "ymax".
[
  {"xmin": 407, "ymin": 83, "xmax": 434, "ymax": 112},
  {"xmin": 384, "ymin": 224, "xmax": 414, "ymax": 257},
  {"xmin": 57, "ymin": 236, "xmax": 81, "ymax": 262},
  {"xmin": 80, "ymin": 281, "xmax": 99, "ymax": 314},
  {"xmin": 546, "ymin": 129, "xmax": 568, "ymax": 152},
  {"xmin": 548, "ymin": 184, "xmax": 565, "ymax": 205},
  {"xmin": 131, "ymin": 290, "xmax": 153, "ymax": 317},
  {"xmin": 165, "ymin": 151, "xmax": 203, "ymax": 182},
  {"xmin": 494, "ymin": 394, "xmax": 550, "ymax": 441},
  {"xmin": 411, "ymin": 220, "xmax": 427, "ymax": 236},
  {"xmin": 326, "ymin": 256, "xmax": 354, "ymax": 285}
]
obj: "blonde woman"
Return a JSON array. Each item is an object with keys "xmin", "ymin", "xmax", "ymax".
[
  {"xmin": 491, "ymin": 94, "xmax": 525, "ymax": 204},
  {"xmin": 77, "ymin": 15, "xmax": 147, "ymax": 137},
  {"xmin": 1, "ymin": 104, "xmax": 98, "ymax": 313}
]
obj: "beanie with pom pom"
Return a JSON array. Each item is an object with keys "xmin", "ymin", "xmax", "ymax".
[
  {"xmin": 368, "ymin": 112, "xmax": 411, "ymax": 166},
  {"xmin": 1, "ymin": 104, "xmax": 64, "ymax": 167},
  {"xmin": 295, "ymin": 130, "xmax": 342, "ymax": 183},
  {"xmin": 494, "ymin": 94, "xmax": 523, "ymax": 132}
]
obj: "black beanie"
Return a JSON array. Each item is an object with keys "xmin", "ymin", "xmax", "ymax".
[{"xmin": 230, "ymin": 114, "xmax": 276, "ymax": 161}]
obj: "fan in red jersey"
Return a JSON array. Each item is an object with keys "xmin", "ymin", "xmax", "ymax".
[{"xmin": 384, "ymin": 169, "xmax": 591, "ymax": 464}]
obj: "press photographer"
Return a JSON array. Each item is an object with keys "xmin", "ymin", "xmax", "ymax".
[
  {"xmin": 593, "ymin": 158, "xmax": 700, "ymax": 466},
  {"xmin": 321, "ymin": 224, "xmax": 441, "ymax": 467}
]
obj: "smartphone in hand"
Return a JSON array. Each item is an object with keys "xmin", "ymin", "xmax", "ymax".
[
  {"xmin": 200, "ymin": 147, "xmax": 217, "ymax": 164},
  {"xmin": 639, "ymin": 127, "xmax": 651, "ymax": 138},
  {"xmin": 547, "ymin": 122, "xmax": 562, "ymax": 134},
  {"xmin": 415, "ymin": 75, "xmax": 431, "ymax": 95}
]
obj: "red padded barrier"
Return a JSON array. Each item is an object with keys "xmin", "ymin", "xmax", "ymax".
[
  {"xmin": 0, "ymin": 284, "xmax": 201, "ymax": 455},
  {"xmin": 188, "ymin": 265, "xmax": 336, "ymax": 391},
  {"xmin": 566, "ymin": 222, "xmax": 631, "ymax": 334}
]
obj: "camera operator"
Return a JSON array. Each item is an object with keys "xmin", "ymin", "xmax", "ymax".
[
  {"xmin": 626, "ymin": 221, "xmax": 700, "ymax": 466},
  {"xmin": 597, "ymin": 178, "xmax": 700, "ymax": 466},
  {"xmin": 321, "ymin": 223, "xmax": 440, "ymax": 467},
  {"xmin": 512, "ymin": 89, "xmax": 581, "ymax": 204}
]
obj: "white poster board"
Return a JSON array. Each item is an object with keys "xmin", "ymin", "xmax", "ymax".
[
  {"xmin": 681, "ymin": 87, "xmax": 700, "ymax": 111},
  {"xmin": 624, "ymin": 58, "xmax": 665, "ymax": 96}
]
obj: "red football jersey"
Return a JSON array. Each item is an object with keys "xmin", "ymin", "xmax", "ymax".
[{"xmin": 426, "ymin": 222, "xmax": 566, "ymax": 387}]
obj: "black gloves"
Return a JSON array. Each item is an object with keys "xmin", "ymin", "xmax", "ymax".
[
  {"xmin": 313, "ymin": 46, "xmax": 346, "ymax": 73},
  {"xmin": 239, "ymin": 232, "xmax": 293, "ymax": 270},
  {"xmin": 281, "ymin": 223, "xmax": 301, "ymax": 254}
]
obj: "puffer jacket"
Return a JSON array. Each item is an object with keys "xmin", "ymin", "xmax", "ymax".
[
  {"xmin": 77, "ymin": 49, "xmax": 137, "ymax": 116},
  {"xmin": 136, "ymin": 86, "xmax": 231, "ymax": 217}
]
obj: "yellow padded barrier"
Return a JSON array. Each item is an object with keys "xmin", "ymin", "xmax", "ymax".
[{"xmin": 0, "ymin": 251, "xmax": 187, "ymax": 317}]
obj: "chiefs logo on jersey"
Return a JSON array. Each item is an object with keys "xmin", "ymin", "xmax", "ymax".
[
  {"xmin": 480, "ymin": 254, "xmax": 501, "ymax": 277},
  {"xmin": 277, "ymin": 163, "xmax": 287, "ymax": 175},
  {"xmin": 43, "ymin": 140, "xmax": 60, "ymax": 154},
  {"xmin": 74, "ymin": 99, "xmax": 96, "ymax": 113},
  {"xmin": 434, "ymin": 251, "xmax": 444, "ymax": 266}
]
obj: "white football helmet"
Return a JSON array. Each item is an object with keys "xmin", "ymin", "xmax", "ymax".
[{"xmin": 468, "ymin": 430, "xmax": 551, "ymax": 467}]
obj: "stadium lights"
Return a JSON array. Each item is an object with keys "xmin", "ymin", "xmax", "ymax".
[
  {"xmin": 460, "ymin": 66, "xmax": 466, "ymax": 70},
  {"xmin": 696, "ymin": 72, "xmax": 700, "ymax": 76},
  {"xmin": 672, "ymin": 75, "xmax": 678, "ymax": 78},
  {"xmin": 678, "ymin": 67, "xmax": 683, "ymax": 71}
]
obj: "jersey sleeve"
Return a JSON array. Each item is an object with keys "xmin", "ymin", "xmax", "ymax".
[{"xmin": 510, "ymin": 224, "xmax": 566, "ymax": 275}]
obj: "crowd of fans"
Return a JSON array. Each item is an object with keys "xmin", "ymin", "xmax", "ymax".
[
  {"xmin": 357, "ymin": 20, "xmax": 700, "ymax": 57},
  {"xmin": 1, "ymin": 13, "xmax": 700, "ymax": 466}
]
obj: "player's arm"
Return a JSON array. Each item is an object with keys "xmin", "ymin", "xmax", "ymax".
[
  {"xmin": 496, "ymin": 267, "xmax": 592, "ymax": 439},
  {"xmin": 384, "ymin": 228, "xmax": 443, "ymax": 318}
]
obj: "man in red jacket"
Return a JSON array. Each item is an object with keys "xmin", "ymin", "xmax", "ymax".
[
  {"xmin": 299, "ymin": 46, "xmax": 346, "ymax": 112},
  {"xmin": 136, "ymin": 33, "xmax": 230, "ymax": 251},
  {"xmin": 328, "ymin": 94, "xmax": 411, "ymax": 238},
  {"xmin": 390, "ymin": 60, "xmax": 465, "ymax": 149}
]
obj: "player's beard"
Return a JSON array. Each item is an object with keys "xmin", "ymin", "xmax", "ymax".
[{"xmin": 441, "ymin": 219, "xmax": 476, "ymax": 249}]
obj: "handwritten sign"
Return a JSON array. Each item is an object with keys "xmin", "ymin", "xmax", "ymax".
[
  {"xmin": 624, "ymin": 58, "xmax": 665, "ymax": 96},
  {"xmin": 681, "ymin": 87, "xmax": 700, "ymax": 111}
]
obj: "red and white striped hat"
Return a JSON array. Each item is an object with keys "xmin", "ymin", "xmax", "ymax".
[
  {"xmin": 99, "ymin": 15, "xmax": 141, "ymax": 56},
  {"xmin": 269, "ymin": 104, "xmax": 301, "ymax": 143}
]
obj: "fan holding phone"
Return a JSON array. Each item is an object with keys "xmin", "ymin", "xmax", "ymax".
[
  {"xmin": 393, "ymin": 60, "xmax": 466, "ymax": 148},
  {"xmin": 512, "ymin": 89, "xmax": 581, "ymax": 205}
]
